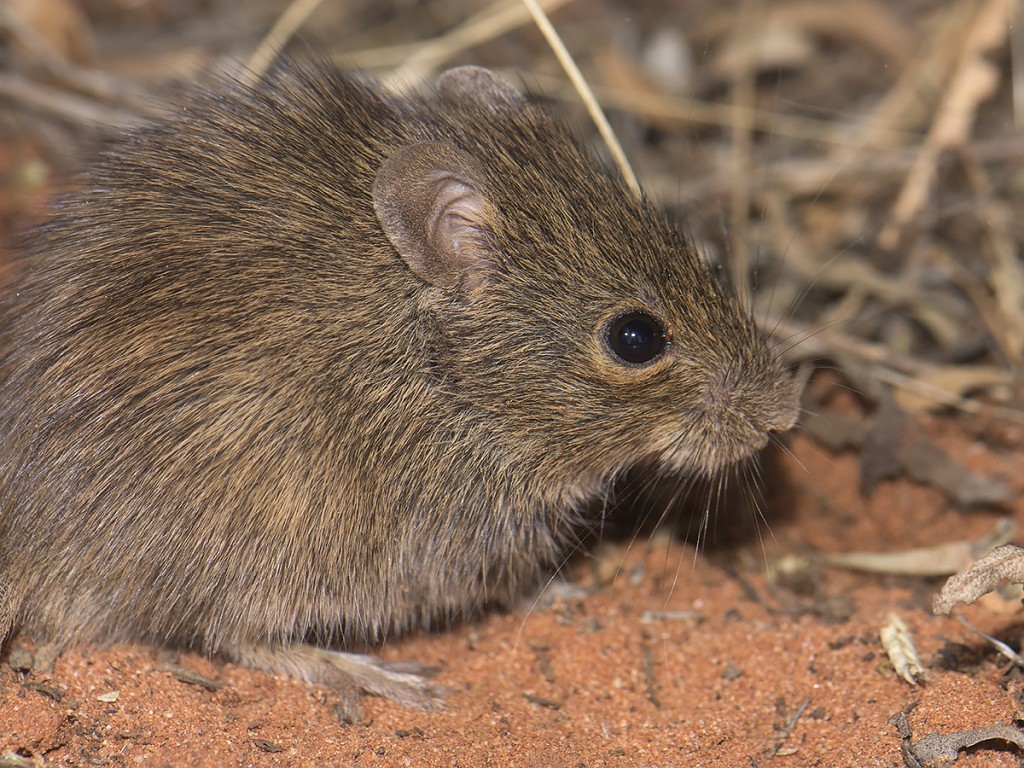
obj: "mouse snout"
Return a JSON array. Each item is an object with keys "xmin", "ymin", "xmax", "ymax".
[
  {"xmin": 762, "ymin": 393, "xmax": 801, "ymax": 434},
  {"xmin": 703, "ymin": 347, "xmax": 800, "ymax": 426},
  {"xmin": 682, "ymin": 363, "xmax": 800, "ymax": 469}
]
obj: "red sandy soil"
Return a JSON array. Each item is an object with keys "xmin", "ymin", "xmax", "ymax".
[{"xmin": 3, "ymin": 420, "xmax": 1023, "ymax": 767}]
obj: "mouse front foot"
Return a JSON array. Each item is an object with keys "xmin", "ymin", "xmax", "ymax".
[{"xmin": 227, "ymin": 642, "xmax": 445, "ymax": 723}]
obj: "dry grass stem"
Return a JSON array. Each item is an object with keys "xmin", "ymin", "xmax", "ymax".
[
  {"xmin": 528, "ymin": 73, "xmax": 908, "ymax": 146},
  {"xmin": 519, "ymin": 0, "xmax": 641, "ymax": 198},
  {"xmin": 245, "ymin": 0, "xmax": 327, "ymax": 82},
  {"xmin": 725, "ymin": 0, "xmax": 761, "ymax": 306},
  {"xmin": 0, "ymin": 5, "xmax": 144, "ymax": 109},
  {"xmin": 958, "ymin": 152, "xmax": 1024, "ymax": 371},
  {"xmin": 0, "ymin": 71, "xmax": 140, "ymax": 127},
  {"xmin": 879, "ymin": 0, "xmax": 1010, "ymax": 249},
  {"xmin": 365, "ymin": 0, "xmax": 575, "ymax": 86}
]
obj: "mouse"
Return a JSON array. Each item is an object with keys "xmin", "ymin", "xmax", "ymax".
[{"xmin": 0, "ymin": 62, "xmax": 800, "ymax": 721}]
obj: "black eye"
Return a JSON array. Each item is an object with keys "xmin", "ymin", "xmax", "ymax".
[{"xmin": 605, "ymin": 311, "xmax": 666, "ymax": 365}]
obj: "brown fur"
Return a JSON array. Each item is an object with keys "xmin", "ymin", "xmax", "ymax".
[{"xmin": 0, "ymin": 63, "xmax": 798, "ymax": 716}]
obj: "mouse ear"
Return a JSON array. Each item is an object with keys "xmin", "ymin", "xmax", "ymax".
[
  {"xmin": 373, "ymin": 142, "xmax": 495, "ymax": 292},
  {"xmin": 437, "ymin": 66, "xmax": 526, "ymax": 111}
]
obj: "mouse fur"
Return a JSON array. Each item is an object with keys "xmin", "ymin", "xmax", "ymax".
[{"xmin": 0, "ymin": 63, "xmax": 798, "ymax": 717}]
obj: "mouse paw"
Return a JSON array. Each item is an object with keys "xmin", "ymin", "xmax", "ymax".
[
  {"xmin": 6, "ymin": 640, "xmax": 60, "ymax": 675},
  {"xmin": 228, "ymin": 642, "xmax": 444, "ymax": 722}
]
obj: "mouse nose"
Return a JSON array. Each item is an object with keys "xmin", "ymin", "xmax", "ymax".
[
  {"xmin": 762, "ymin": 386, "xmax": 801, "ymax": 434},
  {"xmin": 698, "ymin": 365, "xmax": 799, "ymax": 443}
]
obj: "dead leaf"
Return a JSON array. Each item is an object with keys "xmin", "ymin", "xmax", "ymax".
[
  {"xmin": 860, "ymin": 396, "xmax": 908, "ymax": 494},
  {"xmin": 933, "ymin": 544, "xmax": 1024, "ymax": 614},
  {"xmin": 797, "ymin": 408, "xmax": 865, "ymax": 452},
  {"xmin": 824, "ymin": 518, "xmax": 1015, "ymax": 576},
  {"xmin": 910, "ymin": 725, "xmax": 1024, "ymax": 767},
  {"xmin": 899, "ymin": 434, "xmax": 1013, "ymax": 507},
  {"xmin": 828, "ymin": 542, "xmax": 984, "ymax": 577}
]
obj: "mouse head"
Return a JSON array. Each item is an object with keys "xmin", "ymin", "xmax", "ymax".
[{"xmin": 373, "ymin": 68, "xmax": 799, "ymax": 499}]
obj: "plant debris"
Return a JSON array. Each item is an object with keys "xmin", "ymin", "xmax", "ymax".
[
  {"xmin": 167, "ymin": 664, "xmax": 222, "ymax": 692},
  {"xmin": 523, "ymin": 693, "xmax": 562, "ymax": 710},
  {"xmin": 899, "ymin": 435, "xmax": 1013, "ymax": 507},
  {"xmin": 892, "ymin": 706, "xmax": 1024, "ymax": 768},
  {"xmin": 824, "ymin": 518, "xmax": 1016, "ymax": 576},
  {"xmin": 249, "ymin": 737, "xmax": 284, "ymax": 754},
  {"xmin": 933, "ymin": 543, "xmax": 1024, "ymax": 615},
  {"xmin": 880, "ymin": 613, "xmax": 925, "ymax": 686},
  {"xmin": 802, "ymin": 390, "xmax": 1014, "ymax": 506},
  {"xmin": 0, "ymin": 754, "xmax": 34, "ymax": 768},
  {"xmin": 24, "ymin": 681, "xmax": 67, "ymax": 702}
]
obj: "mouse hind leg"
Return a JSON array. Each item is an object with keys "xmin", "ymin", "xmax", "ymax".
[{"xmin": 227, "ymin": 642, "xmax": 445, "ymax": 723}]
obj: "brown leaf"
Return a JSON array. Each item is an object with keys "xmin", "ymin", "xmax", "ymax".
[
  {"xmin": 899, "ymin": 434, "xmax": 1013, "ymax": 507},
  {"xmin": 933, "ymin": 544, "xmax": 1024, "ymax": 614},
  {"xmin": 860, "ymin": 396, "xmax": 908, "ymax": 495},
  {"xmin": 910, "ymin": 725, "xmax": 1024, "ymax": 767}
]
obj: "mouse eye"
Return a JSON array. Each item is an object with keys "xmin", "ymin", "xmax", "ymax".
[{"xmin": 605, "ymin": 311, "xmax": 666, "ymax": 365}]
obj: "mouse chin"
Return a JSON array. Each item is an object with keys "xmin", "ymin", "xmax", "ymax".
[{"xmin": 652, "ymin": 430, "xmax": 772, "ymax": 477}]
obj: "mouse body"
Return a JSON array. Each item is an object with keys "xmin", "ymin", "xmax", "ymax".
[{"xmin": 0, "ymin": 64, "xmax": 798, "ymax": 717}]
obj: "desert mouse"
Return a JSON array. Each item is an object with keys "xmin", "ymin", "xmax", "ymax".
[{"xmin": 0, "ymin": 63, "xmax": 799, "ymax": 719}]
